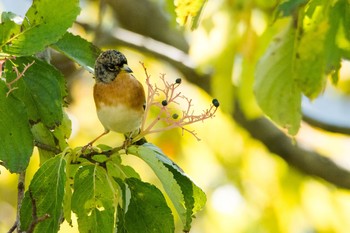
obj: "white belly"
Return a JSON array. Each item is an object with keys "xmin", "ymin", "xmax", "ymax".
[{"xmin": 97, "ymin": 104, "xmax": 142, "ymax": 133}]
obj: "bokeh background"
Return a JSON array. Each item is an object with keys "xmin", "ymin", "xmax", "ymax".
[{"xmin": 2, "ymin": 0, "xmax": 350, "ymax": 232}]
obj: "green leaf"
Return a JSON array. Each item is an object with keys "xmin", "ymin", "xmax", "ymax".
[
  {"xmin": 254, "ymin": 25, "xmax": 302, "ymax": 135},
  {"xmin": 31, "ymin": 122, "xmax": 57, "ymax": 163},
  {"xmin": 0, "ymin": 81, "xmax": 33, "ymax": 173},
  {"xmin": 124, "ymin": 178, "xmax": 175, "ymax": 233},
  {"xmin": 128, "ymin": 143, "xmax": 204, "ymax": 231},
  {"xmin": 294, "ymin": 5, "xmax": 329, "ymax": 99},
  {"xmin": 71, "ymin": 164, "xmax": 116, "ymax": 233},
  {"xmin": 1, "ymin": 11, "xmax": 21, "ymax": 23},
  {"xmin": 128, "ymin": 145, "xmax": 185, "ymax": 222},
  {"xmin": 164, "ymin": 164, "xmax": 206, "ymax": 231},
  {"xmin": 324, "ymin": 1, "xmax": 346, "ymax": 83},
  {"xmin": 5, "ymin": 57, "xmax": 65, "ymax": 128},
  {"xmin": 142, "ymin": 143, "xmax": 206, "ymax": 231},
  {"xmin": 0, "ymin": 19, "xmax": 21, "ymax": 54},
  {"xmin": 1, "ymin": 0, "xmax": 80, "ymax": 56},
  {"xmin": 52, "ymin": 32, "xmax": 101, "ymax": 73},
  {"xmin": 20, "ymin": 155, "xmax": 66, "ymax": 233},
  {"xmin": 274, "ymin": 0, "xmax": 308, "ymax": 18},
  {"xmin": 106, "ymin": 154, "xmax": 141, "ymax": 180}
]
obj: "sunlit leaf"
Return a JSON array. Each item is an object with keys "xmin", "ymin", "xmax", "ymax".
[
  {"xmin": 20, "ymin": 155, "xmax": 66, "ymax": 233},
  {"xmin": 174, "ymin": 0, "xmax": 207, "ymax": 28},
  {"xmin": 124, "ymin": 178, "xmax": 175, "ymax": 233},
  {"xmin": 128, "ymin": 145, "xmax": 186, "ymax": 223},
  {"xmin": 0, "ymin": 81, "xmax": 33, "ymax": 173},
  {"xmin": 71, "ymin": 164, "xmax": 116, "ymax": 233},
  {"xmin": 294, "ymin": 14, "xmax": 329, "ymax": 99},
  {"xmin": 254, "ymin": 25, "xmax": 301, "ymax": 135},
  {"xmin": 0, "ymin": 18, "xmax": 21, "ymax": 55},
  {"xmin": 128, "ymin": 143, "xmax": 205, "ymax": 231},
  {"xmin": 1, "ymin": 0, "xmax": 80, "ymax": 56}
]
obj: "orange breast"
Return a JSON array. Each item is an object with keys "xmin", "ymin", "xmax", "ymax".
[{"xmin": 93, "ymin": 73, "xmax": 145, "ymax": 111}]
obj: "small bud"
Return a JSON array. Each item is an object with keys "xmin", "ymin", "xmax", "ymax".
[
  {"xmin": 172, "ymin": 113, "xmax": 179, "ymax": 119},
  {"xmin": 161, "ymin": 100, "xmax": 168, "ymax": 106},
  {"xmin": 175, "ymin": 78, "xmax": 182, "ymax": 84},
  {"xmin": 212, "ymin": 98, "xmax": 220, "ymax": 108}
]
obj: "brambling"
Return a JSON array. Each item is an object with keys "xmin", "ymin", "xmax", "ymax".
[{"xmin": 86, "ymin": 50, "xmax": 146, "ymax": 147}]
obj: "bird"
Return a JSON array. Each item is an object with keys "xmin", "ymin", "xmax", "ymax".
[{"xmin": 85, "ymin": 49, "xmax": 146, "ymax": 149}]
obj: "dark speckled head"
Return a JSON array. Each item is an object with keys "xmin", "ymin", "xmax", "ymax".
[{"xmin": 94, "ymin": 50, "xmax": 132, "ymax": 83}]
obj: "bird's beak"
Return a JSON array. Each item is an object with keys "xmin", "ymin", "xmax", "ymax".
[{"xmin": 122, "ymin": 64, "xmax": 133, "ymax": 73}]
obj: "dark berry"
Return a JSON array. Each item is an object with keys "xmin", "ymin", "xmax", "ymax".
[
  {"xmin": 175, "ymin": 78, "xmax": 182, "ymax": 84},
  {"xmin": 212, "ymin": 98, "xmax": 220, "ymax": 108},
  {"xmin": 172, "ymin": 113, "xmax": 179, "ymax": 119},
  {"xmin": 161, "ymin": 100, "xmax": 168, "ymax": 106}
]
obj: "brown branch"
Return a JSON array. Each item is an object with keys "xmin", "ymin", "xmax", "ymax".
[
  {"xmin": 7, "ymin": 171, "xmax": 26, "ymax": 233},
  {"xmin": 77, "ymin": 21, "xmax": 350, "ymax": 189},
  {"xmin": 26, "ymin": 189, "xmax": 50, "ymax": 233},
  {"xmin": 6, "ymin": 60, "xmax": 35, "ymax": 97},
  {"xmin": 34, "ymin": 141, "xmax": 61, "ymax": 154},
  {"xmin": 233, "ymin": 100, "xmax": 350, "ymax": 189}
]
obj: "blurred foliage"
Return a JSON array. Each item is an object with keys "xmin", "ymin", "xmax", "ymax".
[{"xmin": 1, "ymin": 0, "xmax": 350, "ymax": 233}]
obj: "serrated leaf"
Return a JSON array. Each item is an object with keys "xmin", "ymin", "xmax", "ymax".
[
  {"xmin": 294, "ymin": 7, "xmax": 329, "ymax": 99},
  {"xmin": 164, "ymin": 164, "xmax": 206, "ymax": 231},
  {"xmin": 128, "ymin": 143, "xmax": 203, "ymax": 231},
  {"xmin": 254, "ymin": 26, "xmax": 302, "ymax": 135},
  {"xmin": 0, "ymin": 81, "xmax": 33, "ymax": 173},
  {"xmin": 52, "ymin": 111, "xmax": 72, "ymax": 149},
  {"xmin": 52, "ymin": 32, "xmax": 101, "ymax": 73},
  {"xmin": 5, "ymin": 57, "xmax": 65, "ymax": 128},
  {"xmin": 124, "ymin": 178, "xmax": 175, "ymax": 233},
  {"xmin": 71, "ymin": 164, "xmax": 116, "ymax": 233},
  {"xmin": 324, "ymin": 1, "xmax": 345, "ymax": 83},
  {"xmin": 20, "ymin": 155, "xmax": 66, "ymax": 233},
  {"xmin": 142, "ymin": 143, "xmax": 206, "ymax": 231},
  {"xmin": 1, "ymin": 0, "xmax": 80, "ymax": 56},
  {"xmin": 128, "ymin": 145, "xmax": 186, "ymax": 225}
]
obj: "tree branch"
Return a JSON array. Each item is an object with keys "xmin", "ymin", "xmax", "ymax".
[
  {"xmin": 79, "ymin": 20, "xmax": 350, "ymax": 189},
  {"xmin": 7, "ymin": 171, "xmax": 26, "ymax": 233},
  {"xmin": 233, "ymin": 101, "xmax": 350, "ymax": 189}
]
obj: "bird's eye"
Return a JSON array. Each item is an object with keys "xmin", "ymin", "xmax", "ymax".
[{"xmin": 106, "ymin": 64, "xmax": 117, "ymax": 72}]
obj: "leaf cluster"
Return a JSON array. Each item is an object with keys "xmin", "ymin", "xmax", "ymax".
[
  {"xmin": 255, "ymin": 0, "xmax": 350, "ymax": 135},
  {"xmin": 0, "ymin": 0, "xmax": 207, "ymax": 232}
]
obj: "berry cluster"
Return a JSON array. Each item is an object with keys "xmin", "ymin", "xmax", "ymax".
[{"xmin": 133, "ymin": 63, "xmax": 219, "ymax": 142}]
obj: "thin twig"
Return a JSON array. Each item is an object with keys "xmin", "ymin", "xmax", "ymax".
[
  {"xmin": 26, "ymin": 189, "xmax": 50, "ymax": 233},
  {"xmin": 7, "ymin": 171, "xmax": 26, "ymax": 233},
  {"xmin": 6, "ymin": 60, "xmax": 35, "ymax": 97},
  {"xmin": 34, "ymin": 141, "xmax": 61, "ymax": 154}
]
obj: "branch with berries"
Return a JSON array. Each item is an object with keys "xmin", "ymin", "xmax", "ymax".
[{"xmin": 132, "ymin": 63, "xmax": 219, "ymax": 143}]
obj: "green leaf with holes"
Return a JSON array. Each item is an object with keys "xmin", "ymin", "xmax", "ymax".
[{"xmin": 71, "ymin": 164, "xmax": 116, "ymax": 233}]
